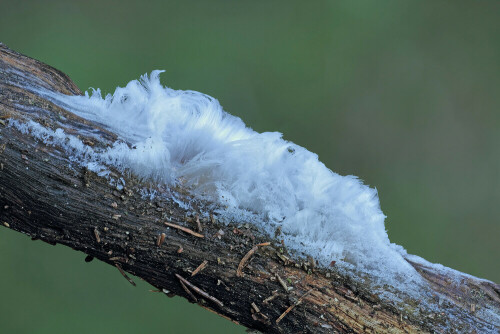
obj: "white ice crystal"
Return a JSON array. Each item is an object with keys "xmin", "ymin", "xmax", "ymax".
[{"xmin": 22, "ymin": 71, "xmax": 426, "ymax": 289}]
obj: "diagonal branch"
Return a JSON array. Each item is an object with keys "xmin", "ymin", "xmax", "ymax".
[{"xmin": 0, "ymin": 43, "xmax": 498, "ymax": 333}]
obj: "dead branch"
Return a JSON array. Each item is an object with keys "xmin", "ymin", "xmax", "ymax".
[{"xmin": 0, "ymin": 43, "xmax": 498, "ymax": 333}]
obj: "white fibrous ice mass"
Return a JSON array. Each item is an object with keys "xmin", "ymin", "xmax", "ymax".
[{"xmin": 20, "ymin": 71, "xmax": 427, "ymax": 291}]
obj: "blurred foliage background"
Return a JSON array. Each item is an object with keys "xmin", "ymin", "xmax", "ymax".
[{"xmin": 1, "ymin": 1, "xmax": 499, "ymax": 333}]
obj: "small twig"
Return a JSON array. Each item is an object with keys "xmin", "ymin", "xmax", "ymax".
[
  {"xmin": 191, "ymin": 260, "xmax": 208, "ymax": 277},
  {"xmin": 175, "ymin": 274, "xmax": 224, "ymax": 307},
  {"xmin": 195, "ymin": 214, "xmax": 202, "ymax": 232},
  {"xmin": 236, "ymin": 242, "xmax": 271, "ymax": 277},
  {"xmin": 115, "ymin": 263, "xmax": 136, "ymax": 287},
  {"xmin": 93, "ymin": 228, "xmax": 101, "ymax": 243},
  {"xmin": 178, "ymin": 277, "xmax": 198, "ymax": 303},
  {"xmin": 165, "ymin": 222, "xmax": 204, "ymax": 238},
  {"xmin": 276, "ymin": 289, "xmax": 313, "ymax": 324},
  {"xmin": 156, "ymin": 232, "xmax": 166, "ymax": 247}
]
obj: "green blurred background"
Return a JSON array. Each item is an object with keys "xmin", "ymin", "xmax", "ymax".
[{"xmin": 1, "ymin": 1, "xmax": 499, "ymax": 333}]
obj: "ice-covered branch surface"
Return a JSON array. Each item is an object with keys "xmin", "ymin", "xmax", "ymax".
[{"xmin": 26, "ymin": 71, "xmax": 416, "ymax": 288}]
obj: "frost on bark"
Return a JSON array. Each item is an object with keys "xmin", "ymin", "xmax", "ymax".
[{"xmin": 0, "ymin": 43, "xmax": 499, "ymax": 333}]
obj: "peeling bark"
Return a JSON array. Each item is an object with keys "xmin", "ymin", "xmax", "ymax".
[{"xmin": 0, "ymin": 43, "xmax": 499, "ymax": 333}]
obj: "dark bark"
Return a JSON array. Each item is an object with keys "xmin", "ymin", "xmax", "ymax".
[{"xmin": 0, "ymin": 43, "xmax": 499, "ymax": 333}]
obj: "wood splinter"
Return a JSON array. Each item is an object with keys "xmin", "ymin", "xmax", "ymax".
[
  {"xmin": 275, "ymin": 273, "xmax": 291, "ymax": 292},
  {"xmin": 191, "ymin": 260, "xmax": 208, "ymax": 277},
  {"xmin": 109, "ymin": 256, "xmax": 128, "ymax": 263},
  {"xmin": 156, "ymin": 232, "xmax": 166, "ymax": 247},
  {"xmin": 93, "ymin": 228, "xmax": 100, "ymax": 243},
  {"xmin": 276, "ymin": 289, "xmax": 313, "ymax": 324},
  {"xmin": 263, "ymin": 290, "xmax": 279, "ymax": 304},
  {"xmin": 236, "ymin": 242, "xmax": 271, "ymax": 277},
  {"xmin": 195, "ymin": 214, "xmax": 202, "ymax": 232},
  {"xmin": 175, "ymin": 274, "xmax": 224, "ymax": 307},
  {"xmin": 115, "ymin": 263, "xmax": 136, "ymax": 286},
  {"xmin": 165, "ymin": 222, "xmax": 204, "ymax": 238},
  {"xmin": 251, "ymin": 302, "xmax": 260, "ymax": 313},
  {"xmin": 251, "ymin": 301, "xmax": 269, "ymax": 322}
]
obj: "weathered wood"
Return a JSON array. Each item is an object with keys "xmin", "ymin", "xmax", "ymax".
[{"xmin": 0, "ymin": 43, "xmax": 499, "ymax": 333}]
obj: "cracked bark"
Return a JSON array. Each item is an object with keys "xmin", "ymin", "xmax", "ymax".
[{"xmin": 0, "ymin": 43, "xmax": 499, "ymax": 333}]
